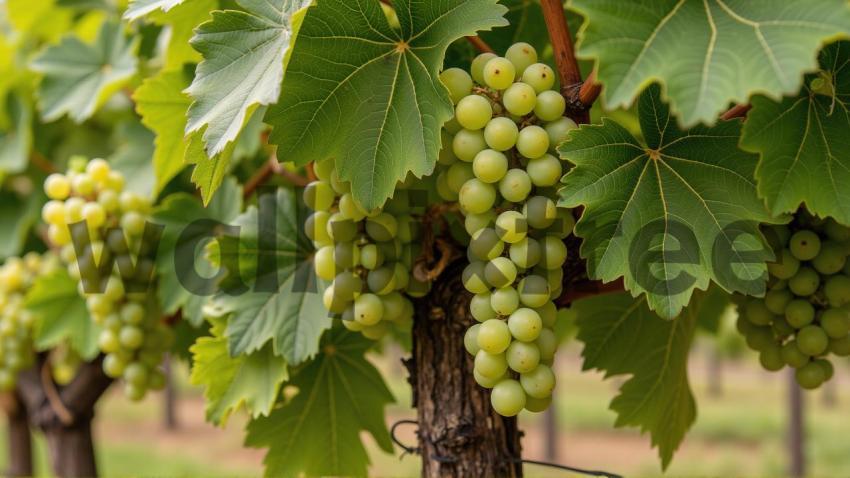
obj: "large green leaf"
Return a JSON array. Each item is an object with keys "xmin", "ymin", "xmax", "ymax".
[
  {"xmin": 213, "ymin": 188, "xmax": 331, "ymax": 365},
  {"xmin": 186, "ymin": 131, "xmax": 238, "ymax": 205},
  {"xmin": 153, "ymin": 177, "xmax": 242, "ymax": 324},
  {"xmin": 569, "ymin": 0, "xmax": 850, "ymax": 127},
  {"xmin": 25, "ymin": 269, "xmax": 100, "ymax": 360},
  {"xmin": 245, "ymin": 328, "xmax": 394, "ymax": 478},
  {"xmin": 0, "ymin": 94, "xmax": 32, "ymax": 175},
  {"xmin": 30, "ymin": 21, "xmax": 138, "ymax": 122},
  {"xmin": 185, "ymin": 0, "xmax": 310, "ymax": 157},
  {"xmin": 134, "ymin": 68, "xmax": 192, "ymax": 194},
  {"xmin": 148, "ymin": 0, "xmax": 218, "ymax": 69},
  {"xmin": 559, "ymin": 85, "xmax": 776, "ymax": 318},
  {"xmin": 574, "ymin": 290, "xmax": 717, "ymax": 468},
  {"xmin": 265, "ymin": 0, "xmax": 508, "ymax": 210},
  {"xmin": 124, "ymin": 0, "xmax": 187, "ymax": 21},
  {"xmin": 190, "ymin": 320, "xmax": 288, "ymax": 425},
  {"xmin": 741, "ymin": 41, "xmax": 850, "ymax": 225}
]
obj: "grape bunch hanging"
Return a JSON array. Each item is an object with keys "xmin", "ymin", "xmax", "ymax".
[
  {"xmin": 307, "ymin": 161, "xmax": 430, "ymax": 340},
  {"xmin": 42, "ymin": 157, "xmax": 172, "ymax": 400},
  {"xmin": 441, "ymin": 42, "xmax": 576, "ymax": 416},
  {"xmin": 740, "ymin": 214, "xmax": 850, "ymax": 389}
]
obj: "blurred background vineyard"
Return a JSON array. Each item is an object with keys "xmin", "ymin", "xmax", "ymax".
[{"xmin": 3, "ymin": 306, "xmax": 848, "ymax": 478}]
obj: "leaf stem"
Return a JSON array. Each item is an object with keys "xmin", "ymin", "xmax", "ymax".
[
  {"xmin": 721, "ymin": 103, "xmax": 752, "ymax": 121},
  {"xmin": 243, "ymin": 156, "xmax": 309, "ymax": 199},
  {"xmin": 465, "ymin": 35, "xmax": 494, "ymax": 54}
]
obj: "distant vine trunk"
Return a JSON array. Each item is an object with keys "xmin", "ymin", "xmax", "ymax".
[
  {"xmin": 4, "ymin": 391, "xmax": 33, "ymax": 477},
  {"xmin": 410, "ymin": 260, "xmax": 523, "ymax": 478}
]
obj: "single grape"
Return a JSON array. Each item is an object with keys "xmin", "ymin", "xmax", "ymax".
[
  {"xmin": 313, "ymin": 159, "xmax": 334, "ymax": 181},
  {"xmin": 470, "ymin": 228, "xmax": 505, "ymax": 261},
  {"xmin": 473, "ymin": 369, "xmax": 503, "ymax": 389},
  {"xmin": 506, "ymin": 340, "xmax": 540, "ymax": 373},
  {"xmin": 820, "ymin": 308, "xmax": 850, "ymax": 339},
  {"xmin": 491, "ymin": 286, "xmax": 520, "ymax": 316},
  {"xmin": 334, "ymin": 242, "xmax": 360, "ymax": 270},
  {"xmin": 814, "ymin": 358, "xmax": 834, "ymax": 381},
  {"xmin": 440, "ymin": 68, "xmax": 473, "ymax": 104},
  {"xmin": 498, "ymin": 169, "xmax": 532, "ymax": 203},
  {"xmin": 495, "ymin": 210, "xmax": 527, "ymax": 244},
  {"xmin": 42, "ymin": 201, "xmax": 66, "ymax": 226},
  {"xmin": 788, "ymin": 267, "xmax": 819, "ymax": 297},
  {"xmin": 459, "ymin": 179, "xmax": 497, "ymax": 215},
  {"xmin": 535, "ymin": 302, "xmax": 557, "ymax": 328},
  {"xmin": 764, "ymin": 289, "xmax": 793, "ymax": 315},
  {"xmin": 483, "ymin": 57, "xmax": 516, "ymax": 90},
  {"xmin": 796, "ymin": 325, "xmax": 829, "ymax": 356},
  {"xmin": 305, "ymin": 212, "xmax": 332, "ymax": 245},
  {"xmin": 535, "ymin": 328, "xmax": 557, "ymax": 363},
  {"xmin": 522, "ymin": 63, "xmax": 556, "ymax": 93},
  {"xmin": 795, "ymin": 361, "xmax": 825, "ymax": 389},
  {"xmin": 758, "ymin": 345, "xmax": 785, "ymax": 372},
  {"xmin": 354, "ymin": 293, "xmax": 384, "ymax": 326},
  {"xmin": 474, "ymin": 350, "xmax": 508, "ymax": 379},
  {"xmin": 824, "ymin": 275, "xmax": 850, "ymax": 307},
  {"xmin": 544, "ymin": 117, "xmax": 577, "ymax": 152},
  {"xmin": 446, "ymin": 162, "xmax": 476, "ymax": 193},
  {"xmin": 523, "ymin": 196, "xmax": 557, "ymax": 230},
  {"xmin": 526, "ymin": 154, "xmax": 562, "ymax": 187},
  {"xmin": 502, "ymin": 82, "xmax": 537, "ymax": 116},
  {"xmin": 464, "ymin": 324, "xmax": 481, "ymax": 355},
  {"xmin": 381, "ymin": 292, "xmax": 407, "ymax": 321},
  {"xmin": 508, "ymin": 308, "xmax": 542, "ymax": 342},
  {"xmin": 366, "ymin": 213, "xmax": 398, "ymax": 242},
  {"xmin": 303, "ymin": 181, "xmax": 335, "ymax": 211},
  {"xmin": 744, "ymin": 300, "xmax": 773, "ymax": 326},
  {"xmin": 464, "ymin": 210, "xmax": 496, "ymax": 236},
  {"xmin": 830, "ymin": 335, "xmax": 850, "ymax": 356},
  {"xmin": 524, "ymin": 395, "xmax": 552, "ymax": 413},
  {"xmin": 456, "ymin": 94, "xmax": 493, "ymax": 130},
  {"xmin": 505, "ymin": 42, "xmax": 538, "ymax": 77},
  {"xmin": 323, "ymin": 285, "xmax": 349, "ymax": 314},
  {"xmin": 462, "ymin": 262, "xmax": 491, "ymax": 294},
  {"xmin": 327, "ymin": 213, "xmax": 358, "ymax": 242},
  {"xmin": 516, "ymin": 125, "xmax": 550, "ymax": 159},
  {"xmin": 812, "ymin": 241, "xmax": 846, "ymax": 275},
  {"xmin": 367, "ymin": 267, "xmax": 396, "ymax": 295},
  {"xmin": 534, "ymin": 90, "xmax": 566, "ymax": 121},
  {"xmin": 477, "ymin": 319, "xmax": 512, "ymax": 354},
  {"xmin": 470, "ymin": 52, "xmax": 497, "ymax": 85},
  {"xmin": 471, "ymin": 293, "xmax": 497, "ymax": 322},
  {"xmin": 452, "ymin": 129, "xmax": 488, "ymax": 162},
  {"xmin": 540, "ymin": 235, "xmax": 568, "ymax": 270},
  {"xmin": 123, "ymin": 362, "xmax": 149, "ymax": 387},
  {"xmin": 485, "ymin": 257, "xmax": 518, "ymax": 289},
  {"xmin": 44, "ymin": 174, "xmax": 71, "ymax": 200},
  {"xmin": 484, "ymin": 117, "xmax": 519, "ymax": 152},
  {"xmin": 490, "ymin": 379, "xmax": 526, "ymax": 417},
  {"xmin": 509, "ymin": 237, "xmax": 541, "ymax": 269},
  {"xmin": 472, "ymin": 149, "xmax": 509, "ymax": 184},
  {"xmin": 773, "ymin": 316, "xmax": 796, "ymax": 338},
  {"xmin": 119, "ymin": 326, "xmax": 144, "ymax": 350},
  {"xmin": 520, "ymin": 364, "xmax": 555, "ymax": 398},
  {"xmin": 825, "ymin": 219, "xmax": 850, "ymax": 241},
  {"xmin": 744, "ymin": 326, "xmax": 774, "ymax": 351},
  {"xmin": 789, "ymin": 230, "xmax": 821, "ymax": 261},
  {"xmin": 518, "ymin": 275, "xmax": 550, "ymax": 308}
]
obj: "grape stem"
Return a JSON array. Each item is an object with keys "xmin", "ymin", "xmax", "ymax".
[
  {"xmin": 721, "ymin": 103, "xmax": 752, "ymax": 121},
  {"xmin": 540, "ymin": 0, "xmax": 592, "ymax": 124},
  {"xmin": 243, "ymin": 156, "xmax": 309, "ymax": 199}
]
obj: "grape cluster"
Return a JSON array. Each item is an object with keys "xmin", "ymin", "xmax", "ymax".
[
  {"xmin": 739, "ymin": 215, "xmax": 850, "ymax": 389},
  {"xmin": 440, "ymin": 42, "xmax": 576, "ymax": 416},
  {"xmin": 307, "ymin": 161, "xmax": 428, "ymax": 340},
  {"xmin": 0, "ymin": 253, "xmax": 57, "ymax": 390},
  {"xmin": 42, "ymin": 157, "xmax": 171, "ymax": 400}
]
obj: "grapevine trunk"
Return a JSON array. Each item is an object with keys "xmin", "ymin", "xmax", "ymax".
[{"xmin": 5, "ymin": 392, "xmax": 33, "ymax": 478}]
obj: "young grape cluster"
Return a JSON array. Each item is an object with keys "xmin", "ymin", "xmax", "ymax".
[
  {"xmin": 440, "ymin": 42, "xmax": 576, "ymax": 416},
  {"xmin": 42, "ymin": 157, "xmax": 171, "ymax": 400},
  {"xmin": 739, "ymin": 215, "xmax": 850, "ymax": 389},
  {"xmin": 307, "ymin": 161, "xmax": 428, "ymax": 340},
  {"xmin": 0, "ymin": 253, "xmax": 57, "ymax": 390}
]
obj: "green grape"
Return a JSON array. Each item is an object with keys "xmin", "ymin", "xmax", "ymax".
[
  {"xmin": 502, "ymin": 82, "xmax": 537, "ymax": 116},
  {"xmin": 471, "ymin": 293, "xmax": 497, "ymax": 322},
  {"xmin": 329, "ymin": 170, "xmax": 350, "ymax": 195},
  {"xmin": 366, "ymin": 213, "xmax": 398, "ymax": 242},
  {"xmin": 534, "ymin": 302, "xmax": 557, "ymax": 328},
  {"xmin": 123, "ymin": 362, "xmax": 149, "ymax": 387},
  {"xmin": 303, "ymin": 181, "xmax": 335, "ymax": 211},
  {"xmin": 505, "ymin": 42, "xmax": 538, "ymax": 77},
  {"xmin": 521, "ymin": 63, "xmax": 556, "ymax": 93},
  {"xmin": 45, "ymin": 173, "xmax": 72, "ymax": 200},
  {"xmin": 459, "ymin": 179, "xmax": 497, "ymax": 215},
  {"xmin": 744, "ymin": 326, "xmax": 774, "ymax": 351},
  {"xmin": 472, "ymin": 149, "xmax": 509, "ymax": 184},
  {"xmin": 524, "ymin": 395, "xmax": 552, "ymax": 413},
  {"xmin": 360, "ymin": 244, "xmax": 384, "ymax": 270},
  {"xmin": 523, "ymin": 196, "xmax": 557, "ymax": 230},
  {"xmin": 462, "ymin": 261, "xmax": 491, "ymax": 294},
  {"xmin": 812, "ymin": 241, "xmax": 847, "ymax": 275},
  {"xmin": 42, "ymin": 200, "xmax": 65, "ymax": 225},
  {"xmin": 440, "ymin": 67, "xmax": 473, "ymax": 104},
  {"xmin": 485, "ymin": 257, "xmax": 517, "ymax": 289},
  {"xmin": 456, "ymin": 94, "xmax": 493, "ymax": 130},
  {"xmin": 313, "ymin": 159, "xmax": 334, "ymax": 181},
  {"xmin": 495, "ymin": 210, "xmax": 527, "ymax": 244},
  {"xmin": 498, "ymin": 169, "xmax": 532, "ymax": 203},
  {"xmin": 825, "ymin": 219, "xmax": 850, "ymax": 241},
  {"xmin": 446, "ymin": 162, "xmax": 475, "ymax": 193},
  {"xmin": 547, "ymin": 208, "xmax": 575, "ymax": 238},
  {"xmin": 506, "ymin": 340, "xmax": 540, "ymax": 373},
  {"xmin": 764, "ymin": 289, "xmax": 793, "ymax": 315},
  {"xmin": 540, "ymin": 235, "xmax": 568, "ymax": 270},
  {"xmin": 491, "ymin": 287, "xmax": 520, "ymax": 316},
  {"xmin": 464, "ymin": 324, "xmax": 481, "ymax": 355},
  {"xmin": 334, "ymin": 271, "xmax": 363, "ymax": 301},
  {"xmin": 788, "ymin": 267, "xmax": 819, "ymax": 296},
  {"xmin": 439, "ymin": 136, "xmax": 459, "ymax": 166},
  {"xmin": 509, "ymin": 237, "xmax": 541, "ymax": 269},
  {"xmin": 436, "ymin": 172, "xmax": 458, "ymax": 201},
  {"xmin": 72, "ymin": 175, "xmax": 95, "ymax": 196},
  {"xmin": 544, "ymin": 117, "xmax": 577, "ymax": 152},
  {"xmin": 119, "ymin": 326, "xmax": 144, "ymax": 350},
  {"xmin": 789, "ymin": 230, "xmax": 821, "ymax": 261},
  {"xmin": 464, "ymin": 210, "xmax": 496, "ymax": 236},
  {"xmin": 380, "ymin": 292, "xmax": 406, "ymax": 321},
  {"xmin": 342, "ymin": 315, "xmax": 364, "ymax": 332},
  {"xmin": 474, "ymin": 350, "xmax": 508, "ymax": 379},
  {"xmin": 483, "ymin": 57, "xmax": 516, "ymax": 90},
  {"xmin": 471, "ymin": 52, "xmax": 497, "ymax": 85},
  {"xmin": 772, "ymin": 316, "xmax": 796, "ymax": 338},
  {"xmin": 490, "ymin": 379, "xmax": 526, "ymax": 417},
  {"xmin": 824, "ymin": 275, "xmax": 850, "ymax": 307},
  {"xmin": 518, "ymin": 275, "xmax": 550, "ymax": 308},
  {"xmin": 508, "ymin": 308, "xmax": 542, "ymax": 342},
  {"xmin": 103, "ymin": 353, "xmax": 127, "ymax": 378},
  {"xmin": 470, "ymin": 228, "xmax": 505, "ymax": 261},
  {"xmin": 795, "ymin": 361, "xmax": 825, "ymax": 389},
  {"xmin": 354, "ymin": 293, "xmax": 384, "ymax": 326},
  {"xmin": 323, "ymin": 285, "xmax": 349, "ymax": 314},
  {"xmin": 814, "ymin": 358, "xmax": 834, "ymax": 381},
  {"xmin": 98, "ymin": 190, "xmax": 119, "ymax": 213},
  {"xmin": 533, "ymin": 90, "xmax": 566, "ymax": 121},
  {"xmin": 474, "ymin": 369, "xmax": 503, "ymax": 389},
  {"xmin": 477, "ymin": 319, "xmax": 512, "ymax": 354},
  {"xmin": 367, "ymin": 267, "xmax": 396, "ymax": 295},
  {"xmin": 124, "ymin": 383, "xmax": 146, "ymax": 402},
  {"xmin": 339, "ymin": 193, "xmax": 367, "ymax": 221},
  {"xmin": 526, "ymin": 154, "xmax": 562, "ymax": 187},
  {"xmin": 121, "ymin": 212, "xmax": 146, "ymax": 237},
  {"xmin": 535, "ymin": 328, "xmax": 557, "ymax": 363},
  {"xmin": 744, "ymin": 300, "xmax": 773, "ymax": 326},
  {"xmin": 484, "ymin": 117, "xmax": 519, "ymax": 152},
  {"xmin": 333, "ymin": 242, "xmax": 359, "ymax": 270},
  {"xmin": 759, "ymin": 345, "xmax": 785, "ymax": 372},
  {"xmin": 396, "ymin": 216, "xmax": 419, "ymax": 243},
  {"xmin": 796, "ymin": 325, "xmax": 829, "ymax": 356},
  {"xmin": 520, "ymin": 364, "xmax": 555, "ymax": 398},
  {"xmin": 781, "ymin": 340, "xmax": 809, "ymax": 368},
  {"xmin": 120, "ymin": 302, "xmax": 145, "ymax": 325},
  {"xmin": 452, "ymin": 129, "xmax": 487, "ymax": 162},
  {"xmin": 326, "ymin": 213, "xmax": 357, "ymax": 242},
  {"xmin": 830, "ymin": 335, "xmax": 850, "ymax": 356},
  {"xmin": 516, "ymin": 125, "xmax": 549, "ymax": 159},
  {"xmin": 305, "ymin": 211, "xmax": 332, "ymax": 245},
  {"xmin": 821, "ymin": 308, "xmax": 850, "ymax": 338}
]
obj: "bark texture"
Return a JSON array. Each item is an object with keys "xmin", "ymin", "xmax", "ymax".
[
  {"xmin": 411, "ymin": 260, "xmax": 523, "ymax": 478},
  {"xmin": 4, "ymin": 392, "xmax": 33, "ymax": 477}
]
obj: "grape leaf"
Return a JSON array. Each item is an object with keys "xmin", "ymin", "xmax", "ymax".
[
  {"xmin": 741, "ymin": 41, "xmax": 850, "ymax": 225},
  {"xmin": 29, "ymin": 21, "xmax": 138, "ymax": 122},
  {"xmin": 265, "ymin": 0, "xmax": 508, "ymax": 210},
  {"xmin": 25, "ymin": 269, "xmax": 100, "ymax": 360},
  {"xmin": 0, "ymin": 94, "xmax": 32, "ymax": 176},
  {"xmin": 153, "ymin": 177, "xmax": 242, "ymax": 324},
  {"xmin": 245, "ymin": 328, "xmax": 394, "ymax": 478},
  {"xmin": 569, "ymin": 0, "xmax": 850, "ymax": 127},
  {"xmin": 559, "ymin": 84, "xmax": 775, "ymax": 319},
  {"xmin": 574, "ymin": 289, "xmax": 717, "ymax": 468},
  {"xmin": 109, "ymin": 120, "xmax": 156, "ymax": 197},
  {"xmin": 124, "ymin": 0, "xmax": 187, "ymax": 21},
  {"xmin": 0, "ymin": 191, "xmax": 41, "ymax": 260},
  {"xmin": 185, "ymin": 0, "xmax": 310, "ymax": 157},
  {"xmin": 134, "ymin": 68, "xmax": 192, "ymax": 194},
  {"xmin": 213, "ymin": 188, "xmax": 331, "ymax": 365},
  {"xmin": 190, "ymin": 320, "xmax": 288, "ymax": 425},
  {"xmin": 148, "ymin": 0, "xmax": 217, "ymax": 69},
  {"xmin": 186, "ymin": 131, "xmax": 238, "ymax": 205}
]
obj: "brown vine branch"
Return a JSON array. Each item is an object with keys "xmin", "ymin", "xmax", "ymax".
[
  {"xmin": 540, "ymin": 0, "xmax": 591, "ymax": 124},
  {"xmin": 465, "ymin": 35, "xmax": 494, "ymax": 54},
  {"xmin": 578, "ymin": 70, "xmax": 602, "ymax": 109},
  {"xmin": 40, "ymin": 363, "xmax": 74, "ymax": 426},
  {"xmin": 721, "ymin": 103, "xmax": 752, "ymax": 121},
  {"xmin": 243, "ymin": 156, "xmax": 309, "ymax": 199}
]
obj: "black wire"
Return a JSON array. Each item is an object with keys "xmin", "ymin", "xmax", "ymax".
[{"xmin": 390, "ymin": 420, "xmax": 622, "ymax": 477}]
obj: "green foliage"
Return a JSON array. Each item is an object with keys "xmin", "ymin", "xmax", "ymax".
[
  {"xmin": 245, "ymin": 328, "xmax": 394, "ymax": 478},
  {"xmin": 559, "ymin": 85, "xmax": 776, "ymax": 318},
  {"xmin": 266, "ymin": 0, "xmax": 508, "ymax": 210},
  {"xmin": 0, "ymin": 94, "xmax": 32, "ymax": 175},
  {"xmin": 124, "ymin": 0, "xmax": 188, "ymax": 21},
  {"xmin": 741, "ymin": 41, "xmax": 850, "ymax": 224},
  {"xmin": 569, "ymin": 0, "xmax": 850, "ymax": 127},
  {"xmin": 0, "ymin": 189, "xmax": 41, "ymax": 259}
]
